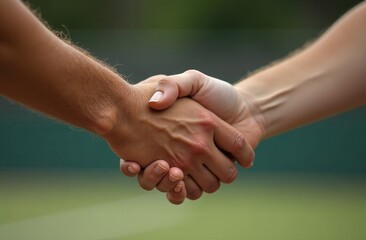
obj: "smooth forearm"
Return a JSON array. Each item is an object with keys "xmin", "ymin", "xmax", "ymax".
[
  {"xmin": 0, "ymin": 0, "xmax": 133, "ymax": 135},
  {"xmin": 235, "ymin": 2, "xmax": 366, "ymax": 139}
]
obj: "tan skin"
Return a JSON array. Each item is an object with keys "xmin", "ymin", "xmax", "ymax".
[
  {"xmin": 0, "ymin": 0, "xmax": 256, "ymax": 204},
  {"xmin": 122, "ymin": 2, "xmax": 366, "ymax": 203}
]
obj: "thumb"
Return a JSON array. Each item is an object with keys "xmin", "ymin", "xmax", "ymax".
[
  {"xmin": 148, "ymin": 70, "xmax": 205, "ymax": 110},
  {"xmin": 148, "ymin": 78, "xmax": 179, "ymax": 110}
]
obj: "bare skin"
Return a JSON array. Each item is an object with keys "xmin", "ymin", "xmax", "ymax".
[
  {"xmin": 0, "ymin": 0, "xmax": 255, "ymax": 203},
  {"xmin": 121, "ymin": 2, "xmax": 366, "ymax": 203}
]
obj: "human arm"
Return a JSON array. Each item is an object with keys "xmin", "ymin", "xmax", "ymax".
[
  {"xmin": 234, "ymin": 2, "xmax": 366, "ymax": 138},
  {"xmin": 0, "ymin": 0, "xmax": 254, "ymax": 201},
  {"xmin": 147, "ymin": 2, "xmax": 366, "ymax": 139},
  {"xmin": 123, "ymin": 2, "xmax": 366, "ymax": 189}
]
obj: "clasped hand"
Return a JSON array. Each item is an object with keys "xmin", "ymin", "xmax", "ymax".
[{"xmin": 117, "ymin": 70, "xmax": 264, "ymax": 204}]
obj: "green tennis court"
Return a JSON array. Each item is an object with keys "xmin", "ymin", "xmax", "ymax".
[{"xmin": 1, "ymin": 170, "xmax": 365, "ymax": 240}]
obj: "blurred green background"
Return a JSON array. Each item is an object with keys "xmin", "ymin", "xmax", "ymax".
[{"xmin": 0, "ymin": 0, "xmax": 365, "ymax": 239}]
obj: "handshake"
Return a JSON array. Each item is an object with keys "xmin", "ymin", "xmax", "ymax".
[
  {"xmin": 114, "ymin": 70, "xmax": 262, "ymax": 204},
  {"xmin": 2, "ymin": 0, "xmax": 365, "ymax": 206}
]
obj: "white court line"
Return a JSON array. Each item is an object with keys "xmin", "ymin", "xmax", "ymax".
[{"xmin": 0, "ymin": 194, "xmax": 191, "ymax": 240}]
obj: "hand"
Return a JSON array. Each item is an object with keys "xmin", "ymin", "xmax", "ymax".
[
  {"xmin": 103, "ymin": 75, "xmax": 254, "ymax": 199},
  {"xmin": 122, "ymin": 70, "xmax": 264, "ymax": 201},
  {"xmin": 120, "ymin": 159, "xmax": 186, "ymax": 205},
  {"xmin": 120, "ymin": 72, "xmax": 260, "ymax": 202},
  {"xmin": 148, "ymin": 70, "xmax": 264, "ymax": 152}
]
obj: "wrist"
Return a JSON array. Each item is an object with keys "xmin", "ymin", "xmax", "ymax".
[
  {"xmin": 234, "ymin": 81, "xmax": 267, "ymax": 141},
  {"xmin": 92, "ymin": 80, "xmax": 136, "ymax": 138},
  {"xmin": 98, "ymin": 82, "xmax": 155, "ymax": 144}
]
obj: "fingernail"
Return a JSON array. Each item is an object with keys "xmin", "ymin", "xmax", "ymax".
[
  {"xmin": 174, "ymin": 184, "xmax": 182, "ymax": 193},
  {"xmin": 243, "ymin": 161, "xmax": 254, "ymax": 169},
  {"xmin": 249, "ymin": 152, "xmax": 255, "ymax": 167},
  {"xmin": 154, "ymin": 163, "xmax": 167, "ymax": 176},
  {"xmin": 128, "ymin": 166, "xmax": 136, "ymax": 174},
  {"xmin": 169, "ymin": 173, "xmax": 180, "ymax": 182},
  {"xmin": 245, "ymin": 152, "xmax": 255, "ymax": 168},
  {"xmin": 149, "ymin": 91, "xmax": 163, "ymax": 103}
]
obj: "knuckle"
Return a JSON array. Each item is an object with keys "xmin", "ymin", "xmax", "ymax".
[
  {"xmin": 169, "ymin": 168, "xmax": 184, "ymax": 182},
  {"xmin": 171, "ymin": 156, "xmax": 193, "ymax": 172},
  {"xmin": 168, "ymin": 152, "xmax": 189, "ymax": 171},
  {"xmin": 204, "ymin": 181, "xmax": 220, "ymax": 194},
  {"xmin": 187, "ymin": 189, "xmax": 203, "ymax": 200},
  {"xmin": 190, "ymin": 139, "xmax": 211, "ymax": 155},
  {"xmin": 154, "ymin": 74, "xmax": 167, "ymax": 79},
  {"xmin": 199, "ymin": 112, "xmax": 215, "ymax": 129},
  {"xmin": 157, "ymin": 78, "xmax": 174, "ymax": 88},
  {"xmin": 184, "ymin": 69, "xmax": 204, "ymax": 79},
  {"xmin": 222, "ymin": 166, "xmax": 238, "ymax": 184},
  {"xmin": 146, "ymin": 173, "xmax": 159, "ymax": 183},
  {"xmin": 167, "ymin": 195, "xmax": 184, "ymax": 205},
  {"xmin": 233, "ymin": 132, "xmax": 246, "ymax": 153},
  {"xmin": 144, "ymin": 74, "xmax": 167, "ymax": 83},
  {"xmin": 170, "ymin": 200, "xmax": 184, "ymax": 205},
  {"xmin": 156, "ymin": 185, "xmax": 167, "ymax": 193},
  {"xmin": 139, "ymin": 182, "xmax": 154, "ymax": 191}
]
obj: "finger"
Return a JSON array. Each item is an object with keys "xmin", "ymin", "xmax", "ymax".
[
  {"xmin": 166, "ymin": 180, "xmax": 186, "ymax": 205},
  {"xmin": 201, "ymin": 145, "xmax": 238, "ymax": 184},
  {"xmin": 148, "ymin": 83, "xmax": 178, "ymax": 110},
  {"xmin": 156, "ymin": 167, "xmax": 184, "ymax": 192},
  {"xmin": 188, "ymin": 165, "xmax": 220, "ymax": 193},
  {"xmin": 148, "ymin": 70, "xmax": 206, "ymax": 110},
  {"xmin": 184, "ymin": 175, "xmax": 203, "ymax": 200},
  {"xmin": 137, "ymin": 160, "xmax": 169, "ymax": 191},
  {"xmin": 213, "ymin": 117, "xmax": 255, "ymax": 168},
  {"xmin": 120, "ymin": 159, "xmax": 141, "ymax": 177}
]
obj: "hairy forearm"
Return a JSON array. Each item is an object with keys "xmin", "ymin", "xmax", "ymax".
[
  {"xmin": 235, "ymin": 2, "xmax": 366, "ymax": 139},
  {"xmin": 0, "ymin": 0, "xmax": 132, "ymax": 135}
]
